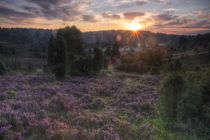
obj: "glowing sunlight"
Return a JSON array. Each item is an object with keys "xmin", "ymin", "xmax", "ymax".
[{"xmin": 126, "ymin": 21, "xmax": 143, "ymax": 31}]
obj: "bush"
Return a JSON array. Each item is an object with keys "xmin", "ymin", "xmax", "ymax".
[
  {"xmin": 199, "ymin": 71, "xmax": 210, "ymax": 137},
  {"xmin": 167, "ymin": 59, "xmax": 182, "ymax": 72},
  {"xmin": 92, "ymin": 48, "xmax": 104, "ymax": 72},
  {"xmin": 89, "ymin": 98, "xmax": 105, "ymax": 110},
  {"xmin": 159, "ymin": 70, "xmax": 210, "ymax": 138},
  {"xmin": 177, "ymin": 82, "xmax": 202, "ymax": 123},
  {"xmin": 0, "ymin": 61, "xmax": 6, "ymax": 75},
  {"xmin": 117, "ymin": 48, "xmax": 167, "ymax": 74},
  {"xmin": 159, "ymin": 73, "xmax": 186, "ymax": 123},
  {"xmin": 71, "ymin": 56, "xmax": 94, "ymax": 75}
]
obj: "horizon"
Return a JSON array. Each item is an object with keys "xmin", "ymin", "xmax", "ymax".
[
  {"xmin": 1, "ymin": 27, "xmax": 210, "ymax": 36},
  {"xmin": 0, "ymin": 0, "xmax": 210, "ymax": 35}
]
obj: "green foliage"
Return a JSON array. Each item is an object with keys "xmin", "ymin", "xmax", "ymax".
[
  {"xmin": 59, "ymin": 26, "xmax": 84, "ymax": 74},
  {"xmin": 0, "ymin": 61, "xmax": 6, "ymax": 75},
  {"xmin": 178, "ymin": 84, "xmax": 201, "ymax": 122},
  {"xmin": 93, "ymin": 47, "xmax": 104, "ymax": 72},
  {"xmin": 159, "ymin": 70, "xmax": 210, "ymax": 138},
  {"xmin": 117, "ymin": 48, "xmax": 166, "ymax": 74},
  {"xmin": 89, "ymin": 98, "xmax": 105, "ymax": 110},
  {"xmin": 48, "ymin": 33, "xmax": 66, "ymax": 80},
  {"xmin": 179, "ymin": 36, "xmax": 187, "ymax": 51},
  {"xmin": 71, "ymin": 48, "xmax": 104, "ymax": 75},
  {"xmin": 111, "ymin": 41, "xmax": 121, "ymax": 64},
  {"xmin": 48, "ymin": 26, "xmax": 104, "ymax": 79},
  {"xmin": 199, "ymin": 71, "xmax": 210, "ymax": 137},
  {"xmin": 71, "ymin": 55, "xmax": 94, "ymax": 75},
  {"xmin": 167, "ymin": 59, "xmax": 183, "ymax": 72},
  {"xmin": 159, "ymin": 73, "xmax": 186, "ymax": 123}
]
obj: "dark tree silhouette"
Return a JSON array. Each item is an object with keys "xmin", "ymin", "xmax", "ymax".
[
  {"xmin": 93, "ymin": 47, "xmax": 103, "ymax": 72},
  {"xmin": 48, "ymin": 33, "xmax": 66, "ymax": 80},
  {"xmin": 57, "ymin": 26, "xmax": 84, "ymax": 74},
  {"xmin": 179, "ymin": 36, "xmax": 187, "ymax": 51},
  {"xmin": 111, "ymin": 41, "xmax": 121, "ymax": 64},
  {"xmin": 48, "ymin": 26, "xmax": 104, "ymax": 78}
]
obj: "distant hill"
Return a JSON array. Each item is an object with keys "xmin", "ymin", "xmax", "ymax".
[
  {"xmin": 82, "ymin": 30, "xmax": 180, "ymax": 48},
  {"xmin": 0, "ymin": 28, "xmax": 209, "ymax": 59}
]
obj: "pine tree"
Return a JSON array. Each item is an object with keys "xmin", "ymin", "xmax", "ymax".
[
  {"xmin": 48, "ymin": 35, "xmax": 56, "ymax": 69},
  {"xmin": 179, "ymin": 36, "xmax": 187, "ymax": 51},
  {"xmin": 93, "ymin": 47, "xmax": 103, "ymax": 72},
  {"xmin": 111, "ymin": 41, "xmax": 121, "ymax": 64},
  {"xmin": 60, "ymin": 26, "xmax": 84, "ymax": 74},
  {"xmin": 48, "ymin": 33, "xmax": 66, "ymax": 80}
]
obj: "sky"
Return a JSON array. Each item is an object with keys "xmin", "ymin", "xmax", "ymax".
[{"xmin": 0, "ymin": 0, "xmax": 210, "ymax": 34}]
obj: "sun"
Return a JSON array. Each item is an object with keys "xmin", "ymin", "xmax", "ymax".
[{"xmin": 127, "ymin": 22, "xmax": 143, "ymax": 31}]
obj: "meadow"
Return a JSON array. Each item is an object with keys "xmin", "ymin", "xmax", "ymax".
[
  {"xmin": 0, "ymin": 28, "xmax": 210, "ymax": 140},
  {"xmin": 0, "ymin": 72, "xmax": 162, "ymax": 140}
]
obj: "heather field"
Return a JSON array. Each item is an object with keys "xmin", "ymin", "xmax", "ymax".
[
  {"xmin": 0, "ymin": 0, "xmax": 210, "ymax": 139},
  {"xmin": 0, "ymin": 73, "xmax": 162, "ymax": 140}
]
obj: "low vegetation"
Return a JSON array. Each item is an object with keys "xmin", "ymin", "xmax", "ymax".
[
  {"xmin": 0, "ymin": 61, "xmax": 6, "ymax": 75},
  {"xmin": 116, "ymin": 47, "xmax": 167, "ymax": 74},
  {"xmin": 0, "ymin": 73, "xmax": 161, "ymax": 140},
  {"xmin": 158, "ymin": 57, "xmax": 210, "ymax": 139},
  {"xmin": 0, "ymin": 26, "xmax": 210, "ymax": 140}
]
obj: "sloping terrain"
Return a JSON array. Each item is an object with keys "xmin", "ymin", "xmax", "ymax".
[{"xmin": 0, "ymin": 73, "xmax": 162, "ymax": 140}]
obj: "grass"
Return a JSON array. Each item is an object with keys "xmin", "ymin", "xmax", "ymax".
[
  {"xmin": 0, "ymin": 71, "xmax": 162, "ymax": 139},
  {"xmin": 0, "ymin": 52, "xmax": 209, "ymax": 139}
]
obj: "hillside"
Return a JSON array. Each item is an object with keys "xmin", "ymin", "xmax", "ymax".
[{"xmin": 0, "ymin": 28, "xmax": 181, "ymax": 58}]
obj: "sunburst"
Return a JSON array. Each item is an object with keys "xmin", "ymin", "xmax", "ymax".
[{"xmin": 127, "ymin": 22, "xmax": 143, "ymax": 31}]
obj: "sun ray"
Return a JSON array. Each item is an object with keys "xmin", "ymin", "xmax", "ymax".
[{"xmin": 126, "ymin": 21, "xmax": 143, "ymax": 32}]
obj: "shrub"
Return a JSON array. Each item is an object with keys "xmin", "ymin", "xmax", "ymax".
[
  {"xmin": 117, "ymin": 48, "xmax": 167, "ymax": 74},
  {"xmin": 159, "ymin": 73, "xmax": 186, "ymax": 123},
  {"xmin": 0, "ymin": 61, "xmax": 6, "ymax": 75},
  {"xmin": 71, "ymin": 56, "xmax": 94, "ymax": 75},
  {"xmin": 71, "ymin": 48, "xmax": 104, "ymax": 75},
  {"xmin": 177, "ymin": 82, "xmax": 202, "ymax": 123},
  {"xmin": 111, "ymin": 41, "xmax": 121, "ymax": 64},
  {"xmin": 92, "ymin": 47, "xmax": 104, "ymax": 72},
  {"xmin": 89, "ymin": 98, "xmax": 105, "ymax": 110},
  {"xmin": 5, "ymin": 58, "xmax": 22, "ymax": 71},
  {"xmin": 199, "ymin": 71, "xmax": 210, "ymax": 137},
  {"xmin": 159, "ymin": 70, "xmax": 210, "ymax": 138},
  {"xmin": 167, "ymin": 59, "xmax": 182, "ymax": 72}
]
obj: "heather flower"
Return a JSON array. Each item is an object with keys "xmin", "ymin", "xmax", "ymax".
[
  {"xmin": 0, "ymin": 74, "xmax": 161, "ymax": 139},
  {"xmin": 0, "ymin": 124, "xmax": 12, "ymax": 134}
]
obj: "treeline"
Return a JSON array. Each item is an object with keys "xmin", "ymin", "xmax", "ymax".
[
  {"xmin": 0, "ymin": 28, "xmax": 51, "ymax": 46},
  {"xmin": 0, "ymin": 28, "xmax": 51, "ymax": 59},
  {"xmin": 0, "ymin": 27, "xmax": 210, "ymax": 51},
  {"xmin": 178, "ymin": 33, "xmax": 210, "ymax": 51}
]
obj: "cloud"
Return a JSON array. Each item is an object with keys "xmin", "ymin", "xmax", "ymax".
[
  {"xmin": 151, "ymin": 9, "xmax": 210, "ymax": 32},
  {"xmin": 0, "ymin": 4, "xmax": 36, "ymax": 23},
  {"xmin": 108, "ymin": 0, "xmax": 148, "ymax": 8},
  {"xmin": 151, "ymin": 0, "xmax": 166, "ymax": 3},
  {"xmin": 102, "ymin": 13, "xmax": 121, "ymax": 19},
  {"xmin": 82, "ymin": 15, "xmax": 97, "ymax": 22},
  {"xmin": 0, "ymin": 0, "xmax": 209, "ymax": 34},
  {"xmin": 123, "ymin": 12, "xmax": 145, "ymax": 20},
  {"xmin": 135, "ymin": 0, "xmax": 148, "ymax": 5},
  {"xmin": 0, "ymin": 0, "xmax": 92, "ymax": 22},
  {"xmin": 155, "ymin": 13, "xmax": 178, "ymax": 21}
]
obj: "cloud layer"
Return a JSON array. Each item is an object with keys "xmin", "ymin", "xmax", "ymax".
[{"xmin": 0, "ymin": 0, "xmax": 210, "ymax": 34}]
